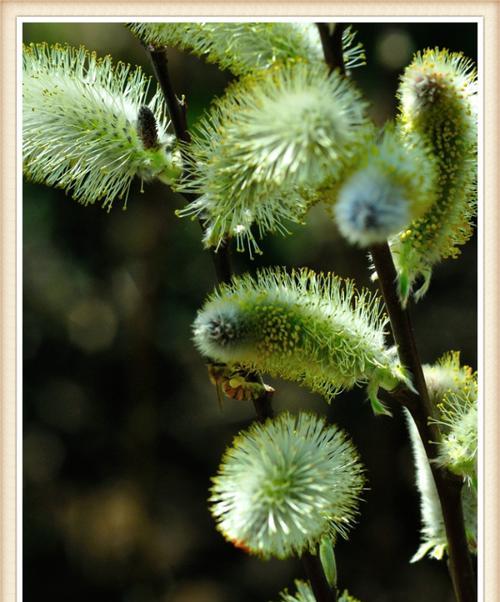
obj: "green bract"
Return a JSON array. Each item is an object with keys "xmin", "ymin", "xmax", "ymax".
[
  {"xmin": 193, "ymin": 267, "xmax": 406, "ymax": 414},
  {"xmin": 128, "ymin": 22, "xmax": 365, "ymax": 76},
  {"xmin": 178, "ymin": 62, "xmax": 371, "ymax": 255},
  {"xmin": 391, "ymin": 48, "xmax": 477, "ymax": 303},
  {"xmin": 210, "ymin": 412, "xmax": 365, "ymax": 559},
  {"xmin": 23, "ymin": 43, "xmax": 182, "ymax": 208}
]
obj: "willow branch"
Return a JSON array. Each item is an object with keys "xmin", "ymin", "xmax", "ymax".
[
  {"xmin": 369, "ymin": 243, "xmax": 476, "ymax": 602},
  {"xmin": 317, "ymin": 24, "xmax": 476, "ymax": 602},
  {"xmin": 317, "ymin": 23, "xmax": 346, "ymax": 74},
  {"xmin": 148, "ymin": 47, "xmax": 232, "ymax": 285},
  {"xmin": 146, "ymin": 46, "xmax": 273, "ymax": 415}
]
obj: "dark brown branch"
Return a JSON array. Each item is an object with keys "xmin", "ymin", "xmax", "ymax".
[
  {"xmin": 302, "ymin": 552, "xmax": 338, "ymax": 602},
  {"xmin": 145, "ymin": 46, "xmax": 273, "ymax": 414},
  {"xmin": 369, "ymin": 244, "xmax": 439, "ymax": 439},
  {"xmin": 147, "ymin": 47, "xmax": 233, "ymax": 284},
  {"xmin": 370, "ymin": 243, "xmax": 476, "ymax": 602},
  {"xmin": 148, "ymin": 47, "xmax": 190, "ymax": 144},
  {"xmin": 316, "ymin": 23, "xmax": 346, "ymax": 75}
]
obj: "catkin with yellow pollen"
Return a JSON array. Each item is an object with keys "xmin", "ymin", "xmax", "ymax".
[
  {"xmin": 391, "ymin": 48, "xmax": 477, "ymax": 304},
  {"xmin": 406, "ymin": 351, "xmax": 477, "ymax": 562},
  {"xmin": 193, "ymin": 267, "xmax": 408, "ymax": 415},
  {"xmin": 23, "ymin": 43, "xmax": 182, "ymax": 209}
]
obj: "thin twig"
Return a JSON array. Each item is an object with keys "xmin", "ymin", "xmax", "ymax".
[
  {"xmin": 147, "ymin": 47, "xmax": 233, "ymax": 284},
  {"xmin": 146, "ymin": 46, "xmax": 273, "ymax": 415},
  {"xmin": 317, "ymin": 23, "xmax": 346, "ymax": 74},
  {"xmin": 148, "ymin": 47, "xmax": 190, "ymax": 144},
  {"xmin": 317, "ymin": 24, "xmax": 476, "ymax": 602}
]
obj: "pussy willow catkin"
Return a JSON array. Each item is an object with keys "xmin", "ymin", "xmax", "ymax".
[
  {"xmin": 23, "ymin": 43, "xmax": 181, "ymax": 209},
  {"xmin": 193, "ymin": 268, "xmax": 406, "ymax": 413},
  {"xmin": 178, "ymin": 62, "xmax": 372, "ymax": 256},
  {"xmin": 391, "ymin": 48, "xmax": 477, "ymax": 303},
  {"xmin": 424, "ymin": 351, "xmax": 478, "ymax": 485},
  {"xmin": 127, "ymin": 22, "xmax": 365, "ymax": 77},
  {"xmin": 210, "ymin": 412, "xmax": 365, "ymax": 559}
]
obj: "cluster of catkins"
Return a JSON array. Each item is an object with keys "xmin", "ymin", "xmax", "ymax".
[{"xmin": 22, "ymin": 22, "xmax": 478, "ymax": 600}]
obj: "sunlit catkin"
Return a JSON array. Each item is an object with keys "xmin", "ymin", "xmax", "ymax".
[
  {"xmin": 177, "ymin": 62, "xmax": 371, "ymax": 256},
  {"xmin": 193, "ymin": 268, "xmax": 406, "ymax": 414},
  {"xmin": 406, "ymin": 351, "xmax": 477, "ymax": 562},
  {"xmin": 210, "ymin": 412, "xmax": 365, "ymax": 559},
  {"xmin": 391, "ymin": 48, "xmax": 477, "ymax": 303},
  {"xmin": 23, "ymin": 43, "xmax": 182, "ymax": 209},
  {"xmin": 425, "ymin": 351, "xmax": 478, "ymax": 485}
]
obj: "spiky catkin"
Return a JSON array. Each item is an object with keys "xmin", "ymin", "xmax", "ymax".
[
  {"xmin": 405, "ymin": 409, "xmax": 477, "ymax": 562},
  {"xmin": 127, "ymin": 22, "xmax": 365, "ymax": 77},
  {"xmin": 193, "ymin": 267, "xmax": 406, "ymax": 411},
  {"xmin": 210, "ymin": 412, "xmax": 365, "ymax": 559},
  {"xmin": 23, "ymin": 43, "xmax": 182, "ymax": 209},
  {"xmin": 391, "ymin": 48, "xmax": 477, "ymax": 303},
  {"xmin": 334, "ymin": 123, "xmax": 438, "ymax": 247},
  {"xmin": 177, "ymin": 62, "xmax": 371, "ymax": 256},
  {"xmin": 424, "ymin": 351, "xmax": 478, "ymax": 484},
  {"xmin": 276, "ymin": 581, "xmax": 361, "ymax": 602}
]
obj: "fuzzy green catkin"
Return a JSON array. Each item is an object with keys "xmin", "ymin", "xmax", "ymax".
[
  {"xmin": 193, "ymin": 268, "xmax": 405, "ymax": 412},
  {"xmin": 334, "ymin": 123, "xmax": 438, "ymax": 247},
  {"xmin": 177, "ymin": 62, "xmax": 371, "ymax": 256},
  {"xmin": 127, "ymin": 22, "xmax": 365, "ymax": 77},
  {"xmin": 391, "ymin": 48, "xmax": 477, "ymax": 303},
  {"xmin": 210, "ymin": 412, "xmax": 365, "ymax": 559},
  {"xmin": 23, "ymin": 43, "xmax": 182, "ymax": 208}
]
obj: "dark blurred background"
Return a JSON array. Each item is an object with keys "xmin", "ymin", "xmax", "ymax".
[{"xmin": 23, "ymin": 22, "xmax": 478, "ymax": 602}]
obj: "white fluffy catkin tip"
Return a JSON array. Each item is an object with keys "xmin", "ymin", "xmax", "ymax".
[
  {"xmin": 335, "ymin": 165, "xmax": 410, "ymax": 246},
  {"xmin": 334, "ymin": 125, "xmax": 437, "ymax": 247}
]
